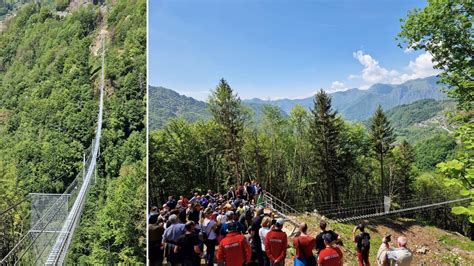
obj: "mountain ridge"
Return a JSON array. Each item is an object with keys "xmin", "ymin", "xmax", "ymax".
[
  {"xmin": 243, "ymin": 76, "xmax": 445, "ymax": 120},
  {"xmin": 149, "ymin": 76, "xmax": 447, "ymax": 129}
]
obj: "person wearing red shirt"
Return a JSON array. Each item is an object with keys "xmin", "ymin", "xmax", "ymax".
[
  {"xmin": 265, "ymin": 218, "xmax": 288, "ymax": 266},
  {"xmin": 178, "ymin": 195, "xmax": 189, "ymax": 208},
  {"xmin": 294, "ymin": 223, "xmax": 316, "ymax": 266},
  {"xmin": 317, "ymin": 233, "xmax": 343, "ymax": 266},
  {"xmin": 216, "ymin": 222, "xmax": 252, "ymax": 266}
]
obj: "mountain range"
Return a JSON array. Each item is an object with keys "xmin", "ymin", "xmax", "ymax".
[
  {"xmin": 149, "ymin": 76, "xmax": 447, "ymax": 130},
  {"xmin": 244, "ymin": 76, "xmax": 445, "ymax": 120}
]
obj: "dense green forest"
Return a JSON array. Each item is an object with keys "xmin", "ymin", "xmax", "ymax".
[
  {"xmin": 149, "ymin": 86, "xmax": 210, "ymax": 129},
  {"xmin": 149, "ymin": 85, "xmax": 288, "ymax": 130},
  {"xmin": 0, "ymin": 0, "xmax": 145, "ymax": 263}
]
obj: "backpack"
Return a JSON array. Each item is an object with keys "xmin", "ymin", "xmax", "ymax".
[
  {"xmin": 199, "ymin": 221, "xmax": 211, "ymax": 242},
  {"xmin": 358, "ymin": 233, "xmax": 370, "ymax": 252}
]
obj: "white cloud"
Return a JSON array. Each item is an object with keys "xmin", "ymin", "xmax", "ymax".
[
  {"xmin": 349, "ymin": 50, "xmax": 440, "ymax": 88},
  {"xmin": 330, "ymin": 81, "xmax": 345, "ymax": 90},
  {"xmin": 393, "ymin": 52, "xmax": 441, "ymax": 84},
  {"xmin": 352, "ymin": 50, "xmax": 400, "ymax": 84}
]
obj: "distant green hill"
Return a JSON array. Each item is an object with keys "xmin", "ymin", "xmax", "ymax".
[
  {"xmin": 375, "ymin": 98, "xmax": 456, "ymax": 145},
  {"xmin": 386, "ymin": 99, "xmax": 455, "ymax": 129},
  {"xmin": 149, "ymin": 86, "xmax": 209, "ymax": 129},
  {"xmin": 149, "ymin": 86, "xmax": 286, "ymax": 130}
]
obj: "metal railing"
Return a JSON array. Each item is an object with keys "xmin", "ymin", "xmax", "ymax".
[
  {"xmin": 336, "ymin": 197, "xmax": 471, "ymax": 223},
  {"xmin": 261, "ymin": 191, "xmax": 301, "ymax": 236}
]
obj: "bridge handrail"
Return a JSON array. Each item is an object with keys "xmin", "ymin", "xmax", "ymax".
[
  {"xmin": 336, "ymin": 197, "xmax": 471, "ymax": 222},
  {"xmin": 263, "ymin": 191, "xmax": 301, "ymax": 215},
  {"xmin": 261, "ymin": 191, "xmax": 302, "ymax": 236}
]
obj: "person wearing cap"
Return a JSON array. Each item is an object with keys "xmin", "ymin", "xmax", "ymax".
[
  {"xmin": 216, "ymin": 222, "xmax": 252, "ymax": 266},
  {"xmin": 353, "ymin": 223, "xmax": 371, "ymax": 266},
  {"xmin": 174, "ymin": 221, "xmax": 201, "ymax": 266},
  {"xmin": 315, "ymin": 220, "xmax": 342, "ymax": 256},
  {"xmin": 265, "ymin": 218, "xmax": 288, "ymax": 266},
  {"xmin": 294, "ymin": 223, "xmax": 316, "ymax": 266},
  {"xmin": 317, "ymin": 233, "xmax": 343, "ymax": 266},
  {"xmin": 202, "ymin": 208, "xmax": 218, "ymax": 266}
]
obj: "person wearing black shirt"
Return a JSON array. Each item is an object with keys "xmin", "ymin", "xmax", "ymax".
[
  {"xmin": 148, "ymin": 215, "xmax": 164, "ymax": 266},
  {"xmin": 353, "ymin": 224, "xmax": 371, "ymax": 266},
  {"xmin": 227, "ymin": 186, "xmax": 236, "ymax": 200},
  {"xmin": 315, "ymin": 220, "xmax": 342, "ymax": 255},
  {"xmin": 187, "ymin": 203, "xmax": 201, "ymax": 224},
  {"xmin": 166, "ymin": 196, "xmax": 177, "ymax": 210},
  {"xmin": 175, "ymin": 221, "xmax": 201, "ymax": 266},
  {"xmin": 250, "ymin": 208, "xmax": 265, "ymax": 265},
  {"xmin": 178, "ymin": 206, "xmax": 187, "ymax": 224}
]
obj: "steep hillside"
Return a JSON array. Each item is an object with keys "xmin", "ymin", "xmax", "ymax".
[
  {"xmin": 380, "ymin": 99, "xmax": 456, "ymax": 146},
  {"xmin": 0, "ymin": 0, "xmax": 145, "ymax": 263},
  {"xmin": 288, "ymin": 215, "xmax": 474, "ymax": 265},
  {"xmin": 244, "ymin": 76, "xmax": 445, "ymax": 121},
  {"xmin": 149, "ymin": 86, "xmax": 209, "ymax": 129},
  {"xmin": 386, "ymin": 99, "xmax": 455, "ymax": 129}
]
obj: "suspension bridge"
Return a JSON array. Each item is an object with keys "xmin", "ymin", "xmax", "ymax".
[
  {"xmin": 261, "ymin": 191, "xmax": 470, "ymax": 225},
  {"xmin": 1, "ymin": 37, "xmax": 106, "ymax": 265}
]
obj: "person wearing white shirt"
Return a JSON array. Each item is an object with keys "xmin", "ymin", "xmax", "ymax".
[{"xmin": 259, "ymin": 216, "xmax": 272, "ymax": 266}]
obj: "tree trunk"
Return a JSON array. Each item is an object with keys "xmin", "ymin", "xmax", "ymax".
[{"xmin": 380, "ymin": 153, "xmax": 385, "ymax": 198}]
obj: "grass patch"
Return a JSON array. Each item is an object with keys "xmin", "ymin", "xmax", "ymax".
[{"xmin": 438, "ymin": 234, "xmax": 474, "ymax": 251}]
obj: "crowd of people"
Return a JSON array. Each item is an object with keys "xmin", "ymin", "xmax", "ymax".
[{"xmin": 149, "ymin": 183, "xmax": 414, "ymax": 266}]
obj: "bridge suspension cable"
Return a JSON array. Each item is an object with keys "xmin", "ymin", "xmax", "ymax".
[{"xmin": 335, "ymin": 197, "xmax": 471, "ymax": 222}]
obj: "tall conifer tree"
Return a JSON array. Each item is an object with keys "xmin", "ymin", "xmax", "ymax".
[
  {"xmin": 309, "ymin": 89, "xmax": 342, "ymax": 203},
  {"xmin": 208, "ymin": 79, "xmax": 245, "ymax": 185},
  {"xmin": 370, "ymin": 105, "xmax": 395, "ymax": 198}
]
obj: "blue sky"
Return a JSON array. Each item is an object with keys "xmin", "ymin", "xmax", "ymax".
[{"xmin": 149, "ymin": 0, "xmax": 437, "ymax": 100}]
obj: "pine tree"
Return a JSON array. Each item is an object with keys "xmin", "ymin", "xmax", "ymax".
[
  {"xmin": 309, "ymin": 89, "xmax": 343, "ymax": 204},
  {"xmin": 370, "ymin": 105, "xmax": 395, "ymax": 198},
  {"xmin": 208, "ymin": 79, "xmax": 245, "ymax": 186}
]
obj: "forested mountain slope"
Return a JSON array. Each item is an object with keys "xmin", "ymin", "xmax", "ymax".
[
  {"xmin": 149, "ymin": 86, "xmax": 286, "ymax": 130},
  {"xmin": 0, "ymin": 0, "xmax": 145, "ymax": 263},
  {"xmin": 386, "ymin": 99, "xmax": 455, "ymax": 129},
  {"xmin": 150, "ymin": 76, "xmax": 445, "ymax": 129},
  {"xmin": 149, "ymin": 86, "xmax": 209, "ymax": 129}
]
